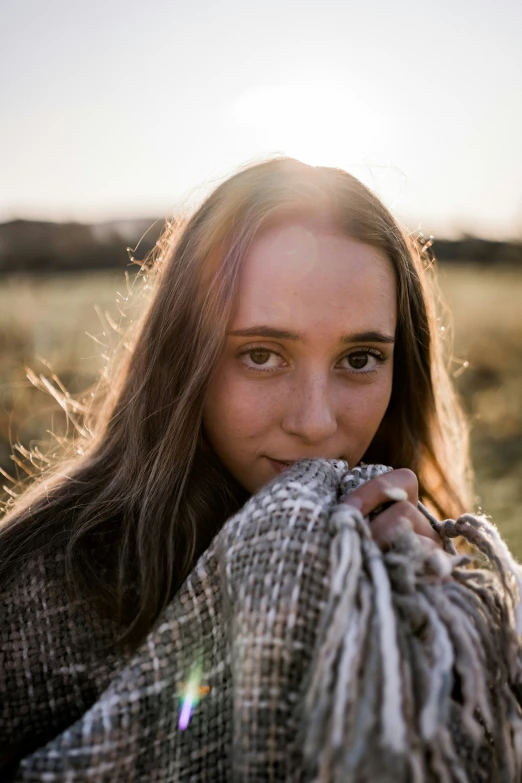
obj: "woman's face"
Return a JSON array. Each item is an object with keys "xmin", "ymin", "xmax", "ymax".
[{"xmin": 203, "ymin": 220, "xmax": 397, "ymax": 494}]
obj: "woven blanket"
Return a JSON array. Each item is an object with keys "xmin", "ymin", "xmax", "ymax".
[{"xmin": 2, "ymin": 459, "xmax": 522, "ymax": 781}]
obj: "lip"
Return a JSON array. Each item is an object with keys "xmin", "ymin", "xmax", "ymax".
[
  {"xmin": 266, "ymin": 458, "xmax": 296, "ymax": 474},
  {"xmin": 266, "ymin": 456, "xmax": 345, "ymax": 474}
]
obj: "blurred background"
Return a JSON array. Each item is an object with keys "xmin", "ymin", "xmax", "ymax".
[{"xmin": 1, "ymin": 0, "xmax": 521, "ymax": 551}]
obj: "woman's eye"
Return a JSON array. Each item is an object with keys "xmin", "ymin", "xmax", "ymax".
[
  {"xmin": 250, "ymin": 350, "xmax": 272, "ymax": 365},
  {"xmin": 348, "ymin": 353, "xmax": 370, "ymax": 369},
  {"xmin": 339, "ymin": 350, "xmax": 383, "ymax": 372},
  {"xmin": 240, "ymin": 348, "xmax": 284, "ymax": 370}
]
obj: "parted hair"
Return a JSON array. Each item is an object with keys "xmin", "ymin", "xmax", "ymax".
[{"xmin": 0, "ymin": 157, "xmax": 472, "ymax": 643}]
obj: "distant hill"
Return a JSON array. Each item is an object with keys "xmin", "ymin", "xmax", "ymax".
[
  {"xmin": 0, "ymin": 219, "xmax": 520, "ymax": 273},
  {"xmin": 432, "ymin": 236, "xmax": 522, "ymax": 266},
  {"xmin": 0, "ymin": 218, "xmax": 165, "ymax": 274}
]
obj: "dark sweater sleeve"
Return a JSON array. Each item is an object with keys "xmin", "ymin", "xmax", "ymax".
[{"xmin": 0, "ymin": 549, "xmax": 124, "ymax": 773}]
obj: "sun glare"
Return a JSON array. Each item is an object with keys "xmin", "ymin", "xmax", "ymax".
[
  {"xmin": 228, "ymin": 82, "xmax": 388, "ymax": 168},
  {"xmin": 225, "ymin": 81, "xmax": 409, "ymax": 215}
]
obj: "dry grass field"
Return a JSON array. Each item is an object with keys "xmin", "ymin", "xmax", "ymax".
[
  {"xmin": 1, "ymin": 265, "xmax": 521, "ymax": 556},
  {"xmin": 437, "ymin": 265, "xmax": 522, "ymax": 552}
]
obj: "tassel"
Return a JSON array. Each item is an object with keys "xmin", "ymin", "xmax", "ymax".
[{"xmin": 300, "ymin": 465, "xmax": 522, "ymax": 782}]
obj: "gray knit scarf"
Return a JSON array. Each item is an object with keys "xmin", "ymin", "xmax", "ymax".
[{"xmin": 4, "ymin": 459, "xmax": 522, "ymax": 782}]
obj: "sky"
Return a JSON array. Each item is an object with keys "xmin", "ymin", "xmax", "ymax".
[{"xmin": 1, "ymin": 0, "xmax": 521, "ymax": 239}]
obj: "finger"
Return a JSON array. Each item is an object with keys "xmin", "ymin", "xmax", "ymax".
[
  {"xmin": 370, "ymin": 501, "xmax": 441, "ymax": 550},
  {"xmin": 372, "ymin": 524, "xmax": 441, "ymax": 554},
  {"xmin": 371, "ymin": 501, "xmax": 439, "ymax": 542},
  {"xmin": 345, "ymin": 469, "xmax": 419, "ymax": 518}
]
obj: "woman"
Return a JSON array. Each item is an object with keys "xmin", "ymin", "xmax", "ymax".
[{"xmin": 0, "ymin": 158, "xmax": 475, "ymax": 774}]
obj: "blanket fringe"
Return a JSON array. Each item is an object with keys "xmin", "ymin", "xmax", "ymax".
[{"xmin": 300, "ymin": 474, "xmax": 522, "ymax": 782}]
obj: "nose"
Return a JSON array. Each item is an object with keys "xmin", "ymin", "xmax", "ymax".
[{"xmin": 281, "ymin": 371, "xmax": 338, "ymax": 445}]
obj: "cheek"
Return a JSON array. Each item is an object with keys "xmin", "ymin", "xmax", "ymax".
[
  {"xmin": 340, "ymin": 371, "xmax": 393, "ymax": 441},
  {"xmin": 371, "ymin": 379, "xmax": 393, "ymax": 440},
  {"xmin": 368, "ymin": 370, "xmax": 393, "ymax": 421},
  {"xmin": 203, "ymin": 368, "xmax": 280, "ymax": 450}
]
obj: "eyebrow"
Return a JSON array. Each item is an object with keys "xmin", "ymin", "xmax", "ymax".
[{"xmin": 227, "ymin": 326, "xmax": 395, "ymax": 344}]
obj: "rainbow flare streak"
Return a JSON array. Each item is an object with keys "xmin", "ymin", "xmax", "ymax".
[
  {"xmin": 178, "ymin": 694, "xmax": 194, "ymax": 731},
  {"xmin": 178, "ymin": 661, "xmax": 210, "ymax": 731}
]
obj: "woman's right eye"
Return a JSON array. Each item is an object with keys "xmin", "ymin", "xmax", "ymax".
[
  {"xmin": 240, "ymin": 348, "xmax": 284, "ymax": 371},
  {"xmin": 249, "ymin": 349, "xmax": 272, "ymax": 365}
]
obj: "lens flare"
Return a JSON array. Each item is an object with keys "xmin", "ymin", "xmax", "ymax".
[{"xmin": 178, "ymin": 661, "xmax": 211, "ymax": 731}]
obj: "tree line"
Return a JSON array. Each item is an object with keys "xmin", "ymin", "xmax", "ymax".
[{"xmin": 1, "ymin": 219, "xmax": 521, "ymax": 274}]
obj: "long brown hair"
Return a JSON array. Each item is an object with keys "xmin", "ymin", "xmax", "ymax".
[{"xmin": 0, "ymin": 158, "xmax": 472, "ymax": 644}]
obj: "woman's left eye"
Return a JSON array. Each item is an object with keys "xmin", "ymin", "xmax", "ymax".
[
  {"xmin": 338, "ymin": 350, "xmax": 384, "ymax": 372},
  {"xmin": 240, "ymin": 348, "xmax": 284, "ymax": 371}
]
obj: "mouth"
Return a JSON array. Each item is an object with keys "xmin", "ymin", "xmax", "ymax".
[
  {"xmin": 266, "ymin": 458, "xmax": 296, "ymax": 474},
  {"xmin": 266, "ymin": 456, "xmax": 346, "ymax": 474}
]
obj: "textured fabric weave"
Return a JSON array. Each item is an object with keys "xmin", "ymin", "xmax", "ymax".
[{"xmin": 2, "ymin": 459, "xmax": 521, "ymax": 781}]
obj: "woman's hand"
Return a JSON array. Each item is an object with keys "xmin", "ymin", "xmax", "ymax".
[{"xmin": 345, "ymin": 468, "xmax": 442, "ymax": 552}]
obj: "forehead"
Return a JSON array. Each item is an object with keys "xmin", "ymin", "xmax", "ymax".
[{"xmin": 231, "ymin": 221, "xmax": 397, "ymax": 334}]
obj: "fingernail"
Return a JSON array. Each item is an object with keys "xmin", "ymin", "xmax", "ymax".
[
  {"xmin": 346, "ymin": 496, "xmax": 362, "ymax": 511},
  {"xmin": 383, "ymin": 487, "xmax": 408, "ymax": 503}
]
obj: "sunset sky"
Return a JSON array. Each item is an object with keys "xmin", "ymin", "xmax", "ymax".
[{"xmin": 1, "ymin": 0, "xmax": 521, "ymax": 238}]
